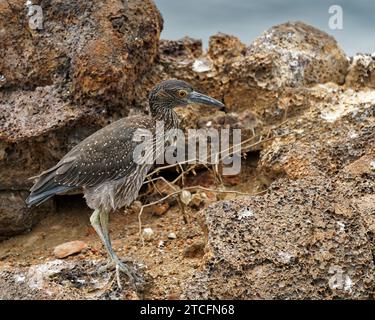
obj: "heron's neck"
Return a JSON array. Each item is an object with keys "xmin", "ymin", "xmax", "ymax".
[{"xmin": 150, "ymin": 105, "xmax": 179, "ymax": 130}]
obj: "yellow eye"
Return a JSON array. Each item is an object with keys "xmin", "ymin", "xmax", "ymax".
[{"xmin": 178, "ymin": 90, "xmax": 187, "ymax": 98}]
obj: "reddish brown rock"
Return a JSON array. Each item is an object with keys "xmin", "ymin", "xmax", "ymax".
[
  {"xmin": 150, "ymin": 203, "xmax": 170, "ymax": 216},
  {"xmin": 53, "ymin": 240, "xmax": 88, "ymax": 259},
  {"xmin": 0, "ymin": 0, "xmax": 163, "ymax": 184},
  {"xmin": 0, "ymin": 0, "xmax": 163, "ymax": 236},
  {"xmin": 71, "ymin": 0, "xmax": 163, "ymax": 109}
]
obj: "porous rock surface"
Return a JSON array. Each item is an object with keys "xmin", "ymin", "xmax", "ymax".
[
  {"xmin": 0, "ymin": 0, "xmax": 163, "ymax": 235},
  {"xmin": 183, "ymin": 67, "xmax": 375, "ymax": 299},
  {"xmin": 184, "ymin": 169, "xmax": 374, "ymax": 299}
]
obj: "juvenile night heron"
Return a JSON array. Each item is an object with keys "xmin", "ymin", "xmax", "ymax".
[{"xmin": 26, "ymin": 79, "xmax": 225, "ymax": 287}]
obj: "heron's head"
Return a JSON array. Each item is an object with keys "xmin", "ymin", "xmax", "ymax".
[{"xmin": 149, "ymin": 79, "xmax": 226, "ymax": 112}]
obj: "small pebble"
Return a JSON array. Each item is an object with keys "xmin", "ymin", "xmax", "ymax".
[
  {"xmin": 167, "ymin": 232, "xmax": 177, "ymax": 239},
  {"xmin": 190, "ymin": 192, "xmax": 208, "ymax": 208},
  {"xmin": 180, "ymin": 190, "xmax": 192, "ymax": 205},
  {"xmin": 152, "ymin": 202, "xmax": 170, "ymax": 216},
  {"xmin": 53, "ymin": 240, "xmax": 88, "ymax": 259},
  {"xmin": 142, "ymin": 227, "xmax": 155, "ymax": 241}
]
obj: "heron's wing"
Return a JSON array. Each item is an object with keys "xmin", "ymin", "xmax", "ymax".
[{"xmin": 42, "ymin": 116, "xmax": 154, "ymax": 189}]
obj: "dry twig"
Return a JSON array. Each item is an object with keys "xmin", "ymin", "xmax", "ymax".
[{"xmin": 137, "ymin": 120, "xmax": 291, "ymax": 243}]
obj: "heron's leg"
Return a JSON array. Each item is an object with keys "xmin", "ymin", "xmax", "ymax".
[
  {"xmin": 90, "ymin": 209, "xmax": 116, "ymax": 259},
  {"xmin": 99, "ymin": 210, "xmax": 126, "ymax": 266},
  {"xmin": 99, "ymin": 210, "xmax": 115, "ymax": 259},
  {"xmin": 92, "ymin": 209, "xmax": 140, "ymax": 288}
]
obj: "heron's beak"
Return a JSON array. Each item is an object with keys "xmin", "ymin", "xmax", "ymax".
[{"xmin": 188, "ymin": 91, "xmax": 226, "ymax": 111}]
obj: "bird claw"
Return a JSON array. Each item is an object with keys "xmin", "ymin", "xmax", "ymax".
[
  {"xmin": 117, "ymin": 260, "xmax": 144, "ymax": 290},
  {"xmin": 98, "ymin": 260, "xmax": 116, "ymax": 273},
  {"xmin": 98, "ymin": 258, "xmax": 143, "ymax": 290}
]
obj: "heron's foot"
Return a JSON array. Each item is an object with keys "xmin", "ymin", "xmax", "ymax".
[
  {"xmin": 98, "ymin": 259, "xmax": 116, "ymax": 273},
  {"xmin": 98, "ymin": 258, "xmax": 143, "ymax": 290},
  {"xmin": 114, "ymin": 258, "xmax": 144, "ymax": 290}
]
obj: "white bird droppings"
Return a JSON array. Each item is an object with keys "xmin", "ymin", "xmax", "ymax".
[
  {"xmin": 348, "ymin": 131, "xmax": 358, "ymax": 139},
  {"xmin": 344, "ymin": 276, "xmax": 353, "ymax": 292},
  {"xmin": 14, "ymin": 274, "xmax": 26, "ymax": 283},
  {"xmin": 328, "ymin": 265, "xmax": 353, "ymax": 293},
  {"xmin": 337, "ymin": 221, "xmax": 345, "ymax": 232},
  {"xmin": 278, "ymin": 251, "xmax": 294, "ymax": 264},
  {"xmin": 237, "ymin": 207, "xmax": 254, "ymax": 220},
  {"xmin": 192, "ymin": 58, "xmax": 212, "ymax": 73},
  {"xmin": 320, "ymin": 104, "xmax": 356, "ymax": 122}
]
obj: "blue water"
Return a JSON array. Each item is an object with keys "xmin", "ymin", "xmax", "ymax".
[{"xmin": 154, "ymin": 0, "xmax": 375, "ymax": 56}]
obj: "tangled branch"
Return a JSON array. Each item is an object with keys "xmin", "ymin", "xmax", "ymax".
[{"xmin": 137, "ymin": 121, "xmax": 291, "ymax": 244}]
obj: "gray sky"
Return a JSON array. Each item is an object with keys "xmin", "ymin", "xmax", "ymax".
[{"xmin": 154, "ymin": 0, "xmax": 375, "ymax": 56}]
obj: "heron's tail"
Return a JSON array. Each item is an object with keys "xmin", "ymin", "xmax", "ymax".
[{"xmin": 25, "ymin": 167, "xmax": 75, "ymax": 207}]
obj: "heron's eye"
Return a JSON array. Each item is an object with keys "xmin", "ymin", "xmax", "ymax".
[{"xmin": 178, "ymin": 90, "xmax": 187, "ymax": 98}]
